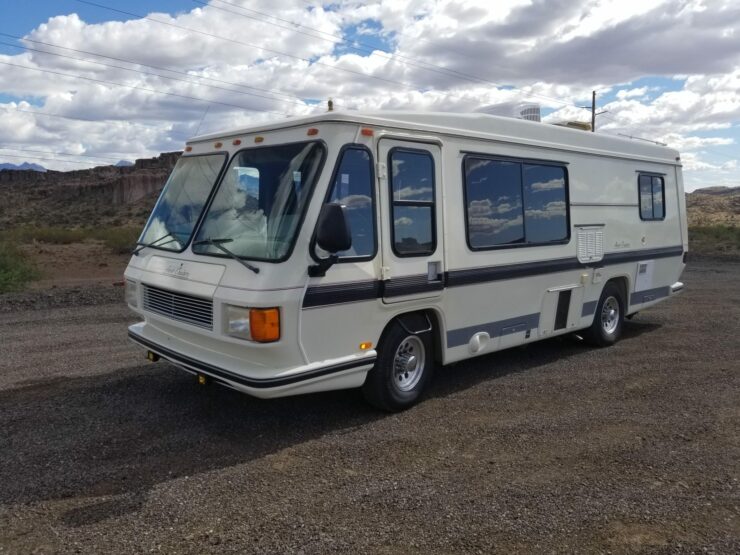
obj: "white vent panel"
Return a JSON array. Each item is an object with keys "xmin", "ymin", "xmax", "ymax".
[{"xmin": 577, "ymin": 227, "xmax": 604, "ymax": 263}]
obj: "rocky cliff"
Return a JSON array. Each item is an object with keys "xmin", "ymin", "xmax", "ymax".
[{"xmin": 0, "ymin": 152, "xmax": 180, "ymax": 229}]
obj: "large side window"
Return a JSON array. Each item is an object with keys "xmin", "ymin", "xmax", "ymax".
[
  {"xmin": 463, "ymin": 155, "xmax": 569, "ymax": 249},
  {"xmin": 639, "ymin": 174, "xmax": 665, "ymax": 220},
  {"xmin": 522, "ymin": 164, "xmax": 568, "ymax": 243},
  {"xmin": 389, "ymin": 149, "xmax": 436, "ymax": 256},
  {"xmin": 325, "ymin": 146, "xmax": 375, "ymax": 259}
]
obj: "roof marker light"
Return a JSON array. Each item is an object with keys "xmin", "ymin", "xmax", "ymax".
[
  {"xmin": 255, "ymin": 136, "xmax": 264, "ymax": 143},
  {"xmin": 233, "ymin": 139, "xmax": 242, "ymax": 146},
  {"xmin": 307, "ymin": 128, "xmax": 319, "ymax": 136},
  {"xmin": 360, "ymin": 128, "xmax": 374, "ymax": 136},
  {"xmin": 185, "ymin": 146, "xmax": 193, "ymax": 152}
]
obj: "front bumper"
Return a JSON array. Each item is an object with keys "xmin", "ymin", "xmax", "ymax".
[{"xmin": 128, "ymin": 326, "xmax": 376, "ymax": 399}]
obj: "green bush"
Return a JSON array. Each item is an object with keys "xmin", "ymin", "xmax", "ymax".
[
  {"xmin": 0, "ymin": 242, "xmax": 40, "ymax": 293},
  {"xmin": 689, "ymin": 225, "xmax": 740, "ymax": 254},
  {"xmin": 5, "ymin": 226, "xmax": 141, "ymax": 254},
  {"xmin": 96, "ymin": 227, "xmax": 141, "ymax": 254}
]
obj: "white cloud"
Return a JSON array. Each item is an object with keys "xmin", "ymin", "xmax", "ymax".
[{"xmin": 0, "ymin": 0, "xmax": 736, "ymax": 189}]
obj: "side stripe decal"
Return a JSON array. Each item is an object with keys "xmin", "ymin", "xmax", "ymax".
[
  {"xmin": 302, "ymin": 245, "xmax": 683, "ymax": 308},
  {"xmin": 630, "ymin": 286, "xmax": 670, "ymax": 305},
  {"xmin": 447, "ymin": 313, "xmax": 540, "ymax": 348},
  {"xmin": 582, "ymin": 300, "xmax": 598, "ymax": 317}
]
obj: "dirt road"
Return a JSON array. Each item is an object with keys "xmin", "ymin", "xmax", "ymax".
[{"xmin": 0, "ymin": 259, "xmax": 738, "ymax": 554}]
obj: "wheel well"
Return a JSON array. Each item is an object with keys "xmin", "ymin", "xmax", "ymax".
[
  {"xmin": 383, "ymin": 309, "xmax": 444, "ymax": 364},
  {"xmin": 605, "ymin": 276, "xmax": 629, "ymax": 308}
]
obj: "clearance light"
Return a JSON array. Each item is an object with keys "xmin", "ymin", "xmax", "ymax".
[
  {"xmin": 214, "ymin": 142, "xmax": 223, "ymax": 149},
  {"xmin": 307, "ymin": 128, "xmax": 319, "ymax": 136},
  {"xmin": 254, "ymin": 136, "xmax": 264, "ymax": 143},
  {"xmin": 197, "ymin": 374, "xmax": 208, "ymax": 386},
  {"xmin": 360, "ymin": 128, "xmax": 374, "ymax": 136},
  {"xmin": 250, "ymin": 308, "xmax": 280, "ymax": 343},
  {"xmin": 185, "ymin": 146, "xmax": 193, "ymax": 152},
  {"xmin": 233, "ymin": 139, "xmax": 242, "ymax": 146},
  {"xmin": 359, "ymin": 342, "xmax": 373, "ymax": 351}
]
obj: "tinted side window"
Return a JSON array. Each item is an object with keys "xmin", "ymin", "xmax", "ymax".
[
  {"xmin": 522, "ymin": 164, "xmax": 568, "ymax": 243},
  {"xmin": 326, "ymin": 147, "xmax": 375, "ymax": 258},
  {"xmin": 639, "ymin": 174, "xmax": 654, "ymax": 220},
  {"xmin": 652, "ymin": 176, "xmax": 665, "ymax": 219},
  {"xmin": 639, "ymin": 174, "xmax": 664, "ymax": 220},
  {"xmin": 464, "ymin": 158, "xmax": 524, "ymax": 248},
  {"xmin": 389, "ymin": 149, "xmax": 436, "ymax": 256}
]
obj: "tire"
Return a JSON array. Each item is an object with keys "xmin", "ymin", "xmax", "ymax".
[
  {"xmin": 362, "ymin": 321, "xmax": 434, "ymax": 411},
  {"xmin": 584, "ymin": 282, "xmax": 625, "ymax": 347}
]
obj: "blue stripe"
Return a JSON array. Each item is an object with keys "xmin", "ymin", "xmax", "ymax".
[
  {"xmin": 582, "ymin": 300, "xmax": 598, "ymax": 317},
  {"xmin": 447, "ymin": 313, "xmax": 540, "ymax": 348},
  {"xmin": 630, "ymin": 286, "xmax": 670, "ymax": 305}
]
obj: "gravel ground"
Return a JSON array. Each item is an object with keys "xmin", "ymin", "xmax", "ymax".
[{"xmin": 0, "ymin": 258, "xmax": 738, "ymax": 554}]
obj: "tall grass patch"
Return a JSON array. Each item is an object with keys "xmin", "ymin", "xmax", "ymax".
[{"xmin": 0, "ymin": 242, "xmax": 39, "ymax": 293}]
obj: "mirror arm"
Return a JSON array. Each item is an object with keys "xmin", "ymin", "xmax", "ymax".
[{"xmin": 308, "ymin": 254, "xmax": 338, "ymax": 278}]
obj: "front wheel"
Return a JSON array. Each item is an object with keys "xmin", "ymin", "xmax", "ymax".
[
  {"xmin": 584, "ymin": 282, "xmax": 625, "ymax": 347},
  {"xmin": 362, "ymin": 321, "xmax": 434, "ymax": 411}
]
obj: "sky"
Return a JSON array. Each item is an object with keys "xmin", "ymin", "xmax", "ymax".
[{"xmin": 0, "ymin": 0, "xmax": 738, "ymax": 192}]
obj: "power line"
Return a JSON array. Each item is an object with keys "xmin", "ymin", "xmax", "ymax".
[
  {"xmin": 0, "ymin": 40, "xmax": 313, "ymax": 110},
  {"xmin": 0, "ymin": 61, "xmax": 294, "ymax": 118},
  {"xmin": 0, "ymin": 145, "xmax": 128, "ymax": 162},
  {"xmin": 74, "ymin": 0, "xmax": 420, "ymax": 90},
  {"xmin": 0, "ymin": 152, "xmax": 98, "ymax": 167},
  {"xmin": 3, "ymin": 106, "xmax": 191, "ymax": 139},
  {"xmin": 195, "ymin": 0, "xmax": 596, "ymax": 113},
  {"xmin": 0, "ymin": 31, "xmax": 326, "ymax": 108},
  {"xmin": 195, "ymin": 0, "xmax": 486, "ymax": 86}
]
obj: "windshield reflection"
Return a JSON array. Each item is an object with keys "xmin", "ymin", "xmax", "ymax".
[
  {"xmin": 193, "ymin": 142, "xmax": 325, "ymax": 261},
  {"xmin": 138, "ymin": 154, "xmax": 226, "ymax": 252}
]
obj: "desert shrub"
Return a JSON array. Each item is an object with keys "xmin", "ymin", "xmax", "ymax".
[
  {"xmin": 689, "ymin": 225, "xmax": 740, "ymax": 256},
  {"xmin": 96, "ymin": 227, "xmax": 141, "ymax": 254},
  {"xmin": 0, "ymin": 242, "xmax": 39, "ymax": 293}
]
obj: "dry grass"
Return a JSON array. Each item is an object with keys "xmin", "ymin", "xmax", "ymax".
[{"xmin": 6, "ymin": 226, "xmax": 140, "ymax": 254}]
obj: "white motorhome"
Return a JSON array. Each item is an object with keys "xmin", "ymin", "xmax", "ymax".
[{"xmin": 125, "ymin": 111, "xmax": 687, "ymax": 410}]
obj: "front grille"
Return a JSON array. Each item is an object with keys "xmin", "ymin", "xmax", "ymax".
[{"xmin": 142, "ymin": 284, "xmax": 213, "ymax": 330}]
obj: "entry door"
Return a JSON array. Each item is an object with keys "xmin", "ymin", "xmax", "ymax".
[{"xmin": 377, "ymin": 139, "xmax": 444, "ymax": 304}]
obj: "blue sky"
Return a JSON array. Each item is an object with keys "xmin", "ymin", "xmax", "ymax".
[{"xmin": 0, "ymin": 0, "xmax": 737, "ymax": 190}]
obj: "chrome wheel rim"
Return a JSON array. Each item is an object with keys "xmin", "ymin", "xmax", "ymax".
[
  {"xmin": 392, "ymin": 335, "xmax": 425, "ymax": 392},
  {"xmin": 601, "ymin": 296, "xmax": 620, "ymax": 335}
]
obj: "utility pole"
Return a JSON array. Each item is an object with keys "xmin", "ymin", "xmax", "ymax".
[
  {"xmin": 591, "ymin": 90, "xmax": 596, "ymax": 132},
  {"xmin": 581, "ymin": 90, "xmax": 608, "ymax": 132}
]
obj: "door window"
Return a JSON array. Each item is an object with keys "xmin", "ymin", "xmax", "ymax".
[{"xmin": 389, "ymin": 148, "xmax": 436, "ymax": 256}]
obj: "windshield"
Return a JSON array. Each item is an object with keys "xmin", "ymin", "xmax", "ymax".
[
  {"xmin": 193, "ymin": 141, "xmax": 325, "ymax": 261},
  {"xmin": 139, "ymin": 154, "xmax": 226, "ymax": 251}
]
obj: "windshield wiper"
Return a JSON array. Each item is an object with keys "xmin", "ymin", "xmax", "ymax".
[
  {"xmin": 193, "ymin": 238, "xmax": 260, "ymax": 274},
  {"xmin": 132, "ymin": 232, "xmax": 179, "ymax": 256}
]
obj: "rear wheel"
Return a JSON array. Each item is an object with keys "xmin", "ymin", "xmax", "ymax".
[
  {"xmin": 362, "ymin": 321, "xmax": 434, "ymax": 411},
  {"xmin": 584, "ymin": 282, "xmax": 625, "ymax": 347}
]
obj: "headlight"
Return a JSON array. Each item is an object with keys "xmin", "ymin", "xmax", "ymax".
[
  {"xmin": 125, "ymin": 280, "xmax": 138, "ymax": 308},
  {"xmin": 225, "ymin": 305, "xmax": 252, "ymax": 340},
  {"xmin": 225, "ymin": 305, "xmax": 280, "ymax": 343}
]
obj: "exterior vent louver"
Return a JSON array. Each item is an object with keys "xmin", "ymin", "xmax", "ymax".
[
  {"xmin": 577, "ymin": 226, "xmax": 604, "ymax": 263},
  {"xmin": 142, "ymin": 284, "xmax": 213, "ymax": 330}
]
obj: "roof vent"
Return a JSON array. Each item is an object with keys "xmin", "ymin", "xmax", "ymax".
[{"xmin": 476, "ymin": 102, "xmax": 541, "ymax": 122}]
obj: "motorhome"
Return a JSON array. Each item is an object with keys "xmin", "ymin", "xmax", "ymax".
[{"xmin": 124, "ymin": 111, "xmax": 687, "ymax": 411}]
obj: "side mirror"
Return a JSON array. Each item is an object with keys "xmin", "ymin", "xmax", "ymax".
[
  {"xmin": 309, "ymin": 203, "xmax": 352, "ymax": 277},
  {"xmin": 316, "ymin": 202, "xmax": 352, "ymax": 253}
]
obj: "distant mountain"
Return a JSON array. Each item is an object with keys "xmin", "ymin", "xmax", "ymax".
[
  {"xmin": 0, "ymin": 162, "xmax": 47, "ymax": 172},
  {"xmin": 687, "ymin": 186, "xmax": 739, "ymax": 226},
  {"xmin": 115, "ymin": 160, "xmax": 134, "ymax": 167}
]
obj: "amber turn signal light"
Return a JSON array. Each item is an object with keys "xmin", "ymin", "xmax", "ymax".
[{"xmin": 249, "ymin": 308, "xmax": 280, "ymax": 343}]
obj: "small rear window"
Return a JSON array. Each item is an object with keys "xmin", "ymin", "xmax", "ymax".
[{"xmin": 639, "ymin": 174, "xmax": 665, "ymax": 220}]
